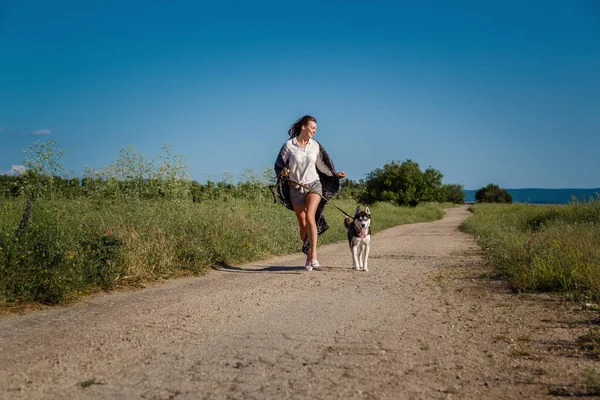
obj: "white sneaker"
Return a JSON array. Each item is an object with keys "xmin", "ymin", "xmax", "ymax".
[
  {"xmin": 311, "ymin": 259, "xmax": 320, "ymax": 267},
  {"xmin": 304, "ymin": 260, "xmax": 313, "ymax": 271}
]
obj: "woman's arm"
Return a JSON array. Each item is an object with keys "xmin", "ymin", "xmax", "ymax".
[{"xmin": 274, "ymin": 143, "xmax": 290, "ymax": 177}]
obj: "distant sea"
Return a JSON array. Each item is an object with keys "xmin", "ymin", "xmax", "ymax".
[{"xmin": 462, "ymin": 188, "xmax": 600, "ymax": 204}]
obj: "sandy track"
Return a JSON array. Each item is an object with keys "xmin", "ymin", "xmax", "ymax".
[{"xmin": 0, "ymin": 206, "xmax": 596, "ymax": 399}]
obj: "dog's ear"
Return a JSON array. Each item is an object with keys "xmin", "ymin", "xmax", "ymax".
[
  {"xmin": 365, "ymin": 206, "xmax": 370, "ymax": 216},
  {"xmin": 355, "ymin": 205, "xmax": 361, "ymax": 214}
]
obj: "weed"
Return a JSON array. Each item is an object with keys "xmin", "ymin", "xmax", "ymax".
[
  {"xmin": 548, "ymin": 386, "xmax": 570, "ymax": 396},
  {"xmin": 509, "ymin": 348, "xmax": 531, "ymax": 358},
  {"xmin": 450, "ymin": 250, "xmax": 482, "ymax": 257},
  {"xmin": 576, "ymin": 328, "xmax": 600, "ymax": 359},
  {"xmin": 582, "ymin": 367, "xmax": 600, "ymax": 395},
  {"xmin": 549, "ymin": 368, "xmax": 600, "ymax": 397},
  {"xmin": 518, "ymin": 335, "xmax": 532, "ymax": 343},
  {"xmin": 78, "ymin": 379, "xmax": 105, "ymax": 388}
]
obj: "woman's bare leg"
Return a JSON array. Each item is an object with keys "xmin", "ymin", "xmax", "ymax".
[
  {"xmin": 293, "ymin": 205, "xmax": 310, "ymax": 261},
  {"xmin": 293, "ymin": 206, "xmax": 307, "ymax": 242},
  {"xmin": 305, "ymin": 193, "xmax": 320, "ymax": 261}
]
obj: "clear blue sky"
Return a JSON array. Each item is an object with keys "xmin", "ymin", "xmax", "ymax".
[{"xmin": 1, "ymin": 0, "xmax": 599, "ymax": 189}]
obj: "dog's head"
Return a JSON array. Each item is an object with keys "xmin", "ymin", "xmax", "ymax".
[{"xmin": 353, "ymin": 206, "xmax": 371, "ymax": 238}]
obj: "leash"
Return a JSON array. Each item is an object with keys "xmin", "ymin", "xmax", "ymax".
[{"xmin": 269, "ymin": 171, "xmax": 354, "ymax": 219}]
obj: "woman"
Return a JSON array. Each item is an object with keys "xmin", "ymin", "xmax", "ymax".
[{"xmin": 274, "ymin": 115, "xmax": 346, "ymax": 271}]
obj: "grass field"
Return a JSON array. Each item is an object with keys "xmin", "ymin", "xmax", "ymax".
[
  {"xmin": 0, "ymin": 197, "xmax": 447, "ymax": 306},
  {"xmin": 460, "ymin": 198, "xmax": 600, "ymax": 302}
]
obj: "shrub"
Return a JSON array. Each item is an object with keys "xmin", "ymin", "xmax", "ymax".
[
  {"xmin": 443, "ymin": 184, "xmax": 466, "ymax": 204},
  {"xmin": 475, "ymin": 183, "xmax": 512, "ymax": 203}
]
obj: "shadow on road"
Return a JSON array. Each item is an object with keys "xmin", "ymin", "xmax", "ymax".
[{"xmin": 214, "ymin": 265, "xmax": 308, "ymax": 274}]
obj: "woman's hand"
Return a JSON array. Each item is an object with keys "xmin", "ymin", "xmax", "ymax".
[{"xmin": 337, "ymin": 171, "xmax": 346, "ymax": 179}]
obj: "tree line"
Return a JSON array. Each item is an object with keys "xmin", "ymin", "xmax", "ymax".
[{"xmin": 2, "ymin": 139, "xmax": 470, "ymax": 205}]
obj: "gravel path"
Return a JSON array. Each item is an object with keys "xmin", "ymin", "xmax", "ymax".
[{"xmin": 1, "ymin": 206, "xmax": 595, "ymax": 399}]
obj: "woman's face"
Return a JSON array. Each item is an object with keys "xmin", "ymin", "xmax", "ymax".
[{"xmin": 302, "ymin": 120, "xmax": 317, "ymax": 139}]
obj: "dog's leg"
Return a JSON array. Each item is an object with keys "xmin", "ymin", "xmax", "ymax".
[
  {"xmin": 357, "ymin": 244, "xmax": 363, "ymax": 271},
  {"xmin": 351, "ymin": 245, "xmax": 360, "ymax": 270},
  {"xmin": 357, "ymin": 244, "xmax": 365, "ymax": 270},
  {"xmin": 363, "ymin": 240, "xmax": 371, "ymax": 272},
  {"xmin": 358, "ymin": 242, "xmax": 365, "ymax": 271}
]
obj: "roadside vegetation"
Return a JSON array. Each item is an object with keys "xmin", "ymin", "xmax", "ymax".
[
  {"xmin": 0, "ymin": 196, "xmax": 445, "ymax": 305},
  {"xmin": 0, "ymin": 139, "xmax": 449, "ymax": 307},
  {"xmin": 460, "ymin": 198, "xmax": 600, "ymax": 301}
]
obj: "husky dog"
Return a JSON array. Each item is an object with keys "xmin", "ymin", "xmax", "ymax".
[{"xmin": 344, "ymin": 206, "xmax": 371, "ymax": 271}]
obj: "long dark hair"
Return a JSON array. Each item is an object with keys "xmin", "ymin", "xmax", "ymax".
[{"xmin": 288, "ymin": 115, "xmax": 317, "ymax": 138}]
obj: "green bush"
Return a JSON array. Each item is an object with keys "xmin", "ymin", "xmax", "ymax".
[
  {"xmin": 475, "ymin": 183, "xmax": 512, "ymax": 203},
  {"xmin": 443, "ymin": 184, "xmax": 466, "ymax": 204},
  {"xmin": 1, "ymin": 200, "xmax": 93, "ymax": 303}
]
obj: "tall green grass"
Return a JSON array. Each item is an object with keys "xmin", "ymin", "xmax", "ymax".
[
  {"xmin": 0, "ymin": 198, "xmax": 446, "ymax": 305},
  {"xmin": 460, "ymin": 197, "xmax": 600, "ymax": 301}
]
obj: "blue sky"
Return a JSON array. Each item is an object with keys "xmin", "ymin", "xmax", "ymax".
[{"xmin": 1, "ymin": 0, "xmax": 598, "ymax": 189}]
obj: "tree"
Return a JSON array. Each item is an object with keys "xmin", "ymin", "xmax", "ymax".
[
  {"xmin": 339, "ymin": 178, "xmax": 366, "ymax": 200},
  {"xmin": 359, "ymin": 159, "xmax": 445, "ymax": 206},
  {"xmin": 443, "ymin": 184, "xmax": 466, "ymax": 204},
  {"xmin": 418, "ymin": 167, "xmax": 445, "ymax": 203},
  {"xmin": 475, "ymin": 183, "xmax": 512, "ymax": 203}
]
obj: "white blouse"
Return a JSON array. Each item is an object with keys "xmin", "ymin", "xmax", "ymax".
[{"xmin": 279, "ymin": 137, "xmax": 321, "ymax": 184}]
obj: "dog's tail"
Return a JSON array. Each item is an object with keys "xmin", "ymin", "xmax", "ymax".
[{"xmin": 344, "ymin": 216, "xmax": 352, "ymax": 228}]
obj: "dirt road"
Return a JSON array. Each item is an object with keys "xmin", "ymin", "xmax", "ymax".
[{"xmin": 1, "ymin": 206, "xmax": 596, "ymax": 399}]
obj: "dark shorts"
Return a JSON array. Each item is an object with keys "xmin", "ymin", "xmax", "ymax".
[{"xmin": 289, "ymin": 180, "xmax": 323, "ymax": 207}]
